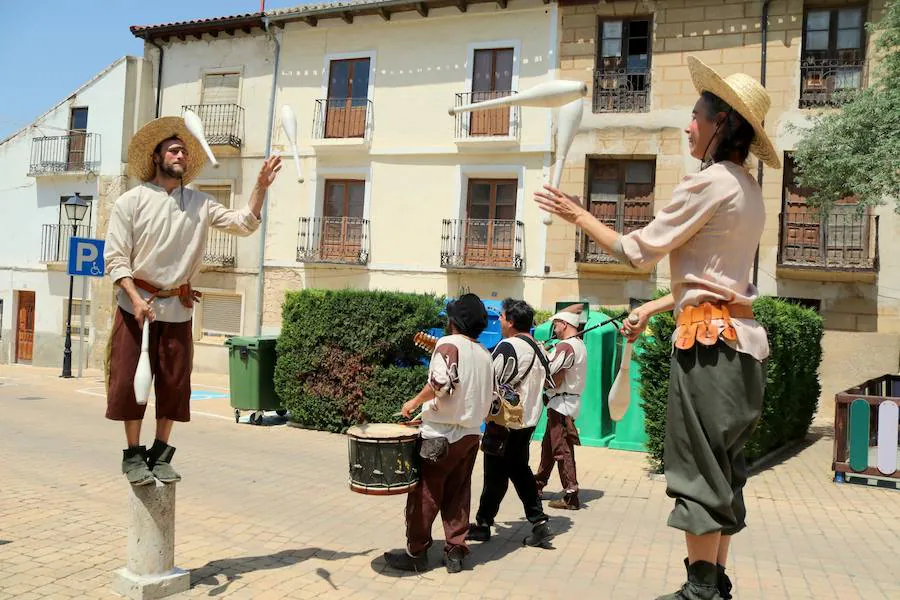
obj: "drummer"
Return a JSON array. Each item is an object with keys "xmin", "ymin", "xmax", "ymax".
[{"xmin": 383, "ymin": 293, "xmax": 494, "ymax": 574}]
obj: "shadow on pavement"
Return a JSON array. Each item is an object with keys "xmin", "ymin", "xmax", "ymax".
[{"xmin": 191, "ymin": 547, "xmax": 373, "ymax": 596}]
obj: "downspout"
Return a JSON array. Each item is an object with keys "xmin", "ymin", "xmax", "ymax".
[
  {"xmin": 256, "ymin": 14, "xmax": 281, "ymax": 335},
  {"xmin": 148, "ymin": 37, "xmax": 164, "ymax": 118},
  {"xmin": 752, "ymin": 0, "xmax": 770, "ymax": 288}
]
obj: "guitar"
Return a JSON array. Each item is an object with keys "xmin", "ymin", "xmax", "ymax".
[{"xmin": 413, "ymin": 331, "xmax": 438, "ymax": 354}]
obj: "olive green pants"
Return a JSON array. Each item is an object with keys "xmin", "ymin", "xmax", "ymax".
[{"xmin": 665, "ymin": 341, "xmax": 766, "ymax": 536}]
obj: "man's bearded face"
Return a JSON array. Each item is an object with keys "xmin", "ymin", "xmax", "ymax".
[{"xmin": 154, "ymin": 138, "xmax": 188, "ymax": 179}]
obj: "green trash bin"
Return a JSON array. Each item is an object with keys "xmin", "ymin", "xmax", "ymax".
[
  {"xmin": 607, "ymin": 336, "xmax": 649, "ymax": 452},
  {"xmin": 225, "ymin": 335, "xmax": 285, "ymax": 425}
]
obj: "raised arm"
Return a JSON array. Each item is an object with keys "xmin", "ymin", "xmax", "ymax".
[{"xmin": 208, "ymin": 155, "xmax": 282, "ymax": 235}]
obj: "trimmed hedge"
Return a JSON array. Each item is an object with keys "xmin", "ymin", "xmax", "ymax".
[
  {"xmin": 636, "ymin": 292, "xmax": 824, "ymax": 472},
  {"xmin": 274, "ymin": 289, "xmax": 443, "ymax": 432}
]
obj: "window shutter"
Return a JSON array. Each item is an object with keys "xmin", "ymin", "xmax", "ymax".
[
  {"xmin": 63, "ymin": 299, "xmax": 90, "ymax": 337},
  {"xmin": 202, "ymin": 73, "xmax": 240, "ymax": 105},
  {"xmin": 197, "ymin": 184, "xmax": 232, "ymax": 208},
  {"xmin": 201, "ymin": 294, "xmax": 242, "ymax": 335}
]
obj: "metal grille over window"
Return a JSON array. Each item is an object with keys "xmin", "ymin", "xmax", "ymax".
[{"xmin": 201, "ymin": 294, "xmax": 242, "ymax": 336}]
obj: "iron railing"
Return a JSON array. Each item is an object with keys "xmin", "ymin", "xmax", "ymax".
[
  {"xmin": 799, "ymin": 58, "xmax": 867, "ymax": 108},
  {"xmin": 203, "ymin": 229, "xmax": 237, "ymax": 267},
  {"xmin": 28, "ymin": 134, "xmax": 100, "ymax": 176},
  {"xmin": 576, "ymin": 207, "xmax": 653, "ymax": 264},
  {"xmin": 593, "ymin": 69, "xmax": 651, "ymax": 113},
  {"xmin": 441, "ymin": 218, "xmax": 523, "ymax": 271},
  {"xmin": 312, "ymin": 98, "xmax": 373, "ymax": 140},
  {"xmin": 182, "ymin": 104, "xmax": 244, "ymax": 148},
  {"xmin": 453, "ymin": 91, "xmax": 519, "ymax": 138},
  {"xmin": 297, "ymin": 217, "xmax": 370, "ymax": 264},
  {"xmin": 778, "ymin": 211, "xmax": 879, "ymax": 271},
  {"xmin": 40, "ymin": 224, "xmax": 93, "ymax": 263}
]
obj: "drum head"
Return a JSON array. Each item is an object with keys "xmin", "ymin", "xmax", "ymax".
[{"xmin": 346, "ymin": 422, "xmax": 419, "ymax": 439}]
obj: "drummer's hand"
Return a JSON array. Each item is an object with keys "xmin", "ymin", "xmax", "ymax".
[
  {"xmin": 620, "ymin": 309, "xmax": 648, "ymax": 342},
  {"xmin": 401, "ymin": 399, "xmax": 419, "ymax": 419}
]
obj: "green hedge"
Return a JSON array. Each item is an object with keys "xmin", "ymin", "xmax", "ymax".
[
  {"xmin": 274, "ymin": 289, "xmax": 443, "ymax": 432},
  {"xmin": 636, "ymin": 292, "xmax": 824, "ymax": 472}
]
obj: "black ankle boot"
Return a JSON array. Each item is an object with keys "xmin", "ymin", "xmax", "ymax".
[
  {"xmin": 146, "ymin": 439, "xmax": 181, "ymax": 483},
  {"xmin": 122, "ymin": 446, "xmax": 153, "ymax": 486},
  {"xmin": 523, "ymin": 520, "xmax": 554, "ymax": 547},
  {"xmin": 717, "ymin": 564, "xmax": 733, "ymax": 600},
  {"xmin": 655, "ymin": 560, "xmax": 722, "ymax": 600}
]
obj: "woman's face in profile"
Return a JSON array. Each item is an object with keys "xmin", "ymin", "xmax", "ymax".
[{"xmin": 685, "ymin": 97, "xmax": 721, "ymax": 162}]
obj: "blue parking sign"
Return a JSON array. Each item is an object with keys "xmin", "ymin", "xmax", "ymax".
[{"xmin": 68, "ymin": 237, "xmax": 106, "ymax": 277}]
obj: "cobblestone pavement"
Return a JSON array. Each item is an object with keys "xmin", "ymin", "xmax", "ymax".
[{"xmin": 1, "ymin": 360, "xmax": 899, "ymax": 600}]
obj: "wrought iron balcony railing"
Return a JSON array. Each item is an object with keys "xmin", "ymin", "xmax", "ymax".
[
  {"xmin": 202, "ymin": 228, "xmax": 237, "ymax": 267},
  {"xmin": 40, "ymin": 224, "xmax": 93, "ymax": 263},
  {"xmin": 453, "ymin": 91, "xmax": 520, "ymax": 138},
  {"xmin": 593, "ymin": 69, "xmax": 651, "ymax": 113},
  {"xmin": 778, "ymin": 210, "xmax": 879, "ymax": 271},
  {"xmin": 799, "ymin": 58, "xmax": 867, "ymax": 108},
  {"xmin": 297, "ymin": 217, "xmax": 370, "ymax": 264},
  {"xmin": 181, "ymin": 104, "xmax": 244, "ymax": 148},
  {"xmin": 441, "ymin": 218, "xmax": 524, "ymax": 271},
  {"xmin": 312, "ymin": 98, "xmax": 373, "ymax": 140},
  {"xmin": 28, "ymin": 134, "xmax": 100, "ymax": 176},
  {"xmin": 576, "ymin": 207, "xmax": 653, "ymax": 264}
]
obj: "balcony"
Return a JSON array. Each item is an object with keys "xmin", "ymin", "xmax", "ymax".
[
  {"xmin": 202, "ymin": 229, "xmax": 237, "ymax": 267},
  {"xmin": 778, "ymin": 211, "xmax": 879, "ymax": 278},
  {"xmin": 576, "ymin": 207, "xmax": 653, "ymax": 266},
  {"xmin": 181, "ymin": 104, "xmax": 244, "ymax": 149},
  {"xmin": 311, "ymin": 98, "xmax": 373, "ymax": 146},
  {"xmin": 441, "ymin": 218, "xmax": 523, "ymax": 271},
  {"xmin": 799, "ymin": 58, "xmax": 867, "ymax": 108},
  {"xmin": 593, "ymin": 69, "xmax": 650, "ymax": 113},
  {"xmin": 40, "ymin": 224, "xmax": 92, "ymax": 263},
  {"xmin": 452, "ymin": 91, "xmax": 519, "ymax": 142},
  {"xmin": 28, "ymin": 134, "xmax": 100, "ymax": 176},
  {"xmin": 297, "ymin": 217, "xmax": 370, "ymax": 265}
]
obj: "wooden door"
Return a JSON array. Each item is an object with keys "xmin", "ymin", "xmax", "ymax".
[
  {"xmin": 321, "ymin": 180, "xmax": 365, "ymax": 260},
  {"xmin": 464, "ymin": 180, "xmax": 517, "ymax": 267},
  {"xmin": 781, "ymin": 155, "xmax": 822, "ymax": 264},
  {"xmin": 584, "ymin": 160, "xmax": 654, "ymax": 260},
  {"xmin": 470, "ymin": 49, "xmax": 513, "ymax": 136},
  {"xmin": 15, "ymin": 291, "xmax": 35, "ymax": 363},
  {"xmin": 67, "ymin": 108, "xmax": 88, "ymax": 171},
  {"xmin": 326, "ymin": 59, "xmax": 370, "ymax": 138}
]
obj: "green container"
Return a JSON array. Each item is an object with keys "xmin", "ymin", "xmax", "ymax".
[
  {"xmin": 607, "ymin": 337, "xmax": 649, "ymax": 452},
  {"xmin": 225, "ymin": 335, "xmax": 282, "ymax": 411}
]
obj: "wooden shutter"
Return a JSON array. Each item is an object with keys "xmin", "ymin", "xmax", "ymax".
[
  {"xmin": 202, "ymin": 73, "xmax": 240, "ymax": 105},
  {"xmin": 197, "ymin": 184, "xmax": 232, "ymax": 208},
  {"xmin": 201, "ymin": 294, "xmax": 242, "ymax": 335}
]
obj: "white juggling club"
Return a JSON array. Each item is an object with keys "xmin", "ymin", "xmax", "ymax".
[
  {"xmin": 182, "ymin": 108, "xmax": 219, "ymax": 168},
  {"xmin": 608, "ymin": 314, "xmax": 640, "ymax": 421},
  {"xmin": 542, "ymin": 97, "xmax": 585, "ymax": 226},
  {"xmin": 448, "ymin": 80, "xmax": 588, "ymax": 114},
  {"xmin": 133, "ymin": 319, "xmax": 153, "ymax": 406},
  {"xmin": 280, "ymin": 104, "xmax": 304, "ymax": 183}
]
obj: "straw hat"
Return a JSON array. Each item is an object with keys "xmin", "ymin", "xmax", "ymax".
[
  {"xmin": 687, "ymin": 56, "xmax": 781, "ymax": 169},
  {"xmin": 127, "ymin": 116, "xmax": 207, "ymax": 184}
]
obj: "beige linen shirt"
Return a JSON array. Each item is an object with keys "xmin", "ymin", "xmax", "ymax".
[
  {"xmin": 612, "ymin": 162, "xmax": 770, "ymax": 361},
  {"xmin": 104, "ymin": 182, "xmax": 261, "ymax": 323}
]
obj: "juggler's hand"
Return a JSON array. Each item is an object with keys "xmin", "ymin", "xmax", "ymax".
[
  {"xmin": 257, "ymin": 155, "xmax": 283, "ymax": 190},
  {"xmin": 534, "ymin": 184, "xmax": 588, "ymax": 224}
]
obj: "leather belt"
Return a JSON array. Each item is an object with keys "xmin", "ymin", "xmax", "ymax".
[
  {"xmin": 674, "ymin": 301, "xmax": 754, "ymax": 351},
  {"xmin": 134, "ymin": 278, "xmax": 201, "ymax": 309}
]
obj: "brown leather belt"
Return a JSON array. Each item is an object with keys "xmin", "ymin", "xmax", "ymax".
[
  {"xmin": 674, "ymin": 302, "xmax": 754, "ymax": 350},
  {"xmin": 134, "ymin": 278, "xmax": 201, "ymax": 309}
]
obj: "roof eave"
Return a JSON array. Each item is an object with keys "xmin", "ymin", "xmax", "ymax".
[{"xmin": 130, "ymin": 13, "xmax": 266, "ymax": 41}]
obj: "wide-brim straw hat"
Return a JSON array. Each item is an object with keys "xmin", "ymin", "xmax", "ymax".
[
  {"xmin": 127, "ymin": 116, "xmax": 207, "ymax": 184},
  {"xmin": 687, "ymin": 56, "xmax": 781, "ymax": 170}
]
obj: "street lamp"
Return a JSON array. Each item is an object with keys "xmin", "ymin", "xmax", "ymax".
[{"xmin": 61, "ymin": 192, "xmax": 90, "ymax": 379}]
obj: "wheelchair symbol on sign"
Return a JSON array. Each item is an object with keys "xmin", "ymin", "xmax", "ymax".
[{"xmin": 90, "ymin": 264, "xmax": 103, "ymax": 276}]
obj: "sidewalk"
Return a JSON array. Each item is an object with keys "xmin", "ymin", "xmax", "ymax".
[{"xmin": 1, "ymin": 358, "xmax": 899, "ymax": 599}]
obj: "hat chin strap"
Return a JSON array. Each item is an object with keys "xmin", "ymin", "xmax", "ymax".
[{"xmin": 700, "ymin": 109, "xmax": 733, "ymax": 171}]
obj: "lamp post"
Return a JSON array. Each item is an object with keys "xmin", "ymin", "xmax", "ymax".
[{"xmin": 61, "ymin": 193, "xmax": 90, "ymax": 378}]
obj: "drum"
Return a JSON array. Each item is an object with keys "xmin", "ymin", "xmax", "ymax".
[{"xmin": 346, "ymin": 423, "xmax": 421, "ymax": 495}]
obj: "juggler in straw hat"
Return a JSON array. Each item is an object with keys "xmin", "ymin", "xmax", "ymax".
[{"xmin": 127, "ymin": 116, "xmax": 207, "ymax": 184}]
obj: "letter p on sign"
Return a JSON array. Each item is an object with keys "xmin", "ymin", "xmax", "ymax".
[{"xmin": 67, "ymin": 237, "xmax": 106, "ymax": 277}]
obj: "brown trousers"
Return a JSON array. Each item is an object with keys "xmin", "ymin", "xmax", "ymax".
[
  {"xmin": 405, "ymin": 434, "xmax": 479, "ymax": 556},
  {"xmin": 535, "ymin": 408, "xmax": 580, "ymax": 494}
]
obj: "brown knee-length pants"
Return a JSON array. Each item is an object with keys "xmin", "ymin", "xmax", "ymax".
[{"xmin": 405, "ymin": 434, "xmax": 479, "ymax": 556}]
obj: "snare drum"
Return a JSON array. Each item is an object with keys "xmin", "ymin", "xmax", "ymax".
[{"xmin": 346, "ymin": 423, "xmax": 421, "ymax": 495}]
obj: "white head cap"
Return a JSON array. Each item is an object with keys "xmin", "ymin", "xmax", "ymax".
[{"xmin": 550, "ymin": 311, "xmax": 580, "ymax": 328}]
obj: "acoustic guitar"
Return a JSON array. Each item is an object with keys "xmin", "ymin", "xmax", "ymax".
[{"xmin": 413, "ymin": 331, "xmax": 438, "ymax": 354}]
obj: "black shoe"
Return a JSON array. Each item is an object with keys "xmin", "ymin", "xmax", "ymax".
[
  {"xmin": 147, "ymin": 439, "xmax": 181, "ymax": 483},
  {"xmin": 655, "ymin": 560, "xmax": 722, "ymax": 600},
  {"xmin": 523, "ymin": 520, "xmax": 554, "ymax": 547},
  {"xmin": 443, "ymin": 547, "xmax": 464, "ymax": 574},
  {"xmin": 466, "ymin": 523, "xmax": 491, "ymax": 542},
  {"xmin": 122, "ymin": 446, "xmax": 154, "ymax": 486},
  {"xmin": 717, "ymin": 563, "xmax": 733, "ymax": 600},
  {"xmin": 383, "ymin": 549, "xmax": 428, "ymax": 572}
]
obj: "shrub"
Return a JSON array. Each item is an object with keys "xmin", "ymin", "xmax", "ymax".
[
  {"xmin": 635, "ymin": 292, "xmax": 823, "ymax": 472},
  {"xmin": 274, "ymin": 289, "xmax": 443, "ymax": 432}
]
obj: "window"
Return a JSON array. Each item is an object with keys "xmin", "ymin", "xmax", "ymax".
[
  {"xmin": 197, "ymin": 184, "xmax": 236, "ymax": 266},
  {"xmin": 202, "ymin": 72, "xmax": 240, "ymax": 106},
  {"xmin": 594, "ymin": 19, "xmax": 651, "ymax": 113},
  {"xmin": 800, "ymin": 6, "xmax": 866, "ymax": 107},
  {"xmin": 196, "ymin": 184, "xmax": 231, "ymax": 208},
  {"xmin": 578, "ymin": 159, "xmax": 655, "ymax": 263},
  {"xmin": 68, "ymin": 107, "xmax": 89, "ymax": 170},
  {"xmin": 325, "ymin": 58, "xmax": 370, "ymax": 138},
  {"xmin": 464, "ymin": 179, "xmax": 518, "ymax": 267},
  {"xmin": 63, "ymin": 299, "xmax": 90, "ymax": 338},
  {"xmin": 320, "ymin": 179, "xmax": 366, "ymax": 261},
  {"xmin": 200, "ymin": 293, "xmax": 242, "ymax": 336},
  {"xmin": 469, "ymin": 48, "xmax": 515, "ymax": 136}
]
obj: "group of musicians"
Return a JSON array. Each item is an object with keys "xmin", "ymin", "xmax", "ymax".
[{"xmin": 383, "ymin": 294, "xmax": 588, "ymax": 574}]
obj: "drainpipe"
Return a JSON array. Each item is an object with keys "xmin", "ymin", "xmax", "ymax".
[
  {"xmin": 148, "ymin": 38, "xmax": 164, "ymax": 118},
  {"xmin": 255, "ymin": 15, "xmax": 281, "ymax": 335},
  {"xmin": 752, "ymin": 0, "xmax": 770, "ymax": 288}
]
